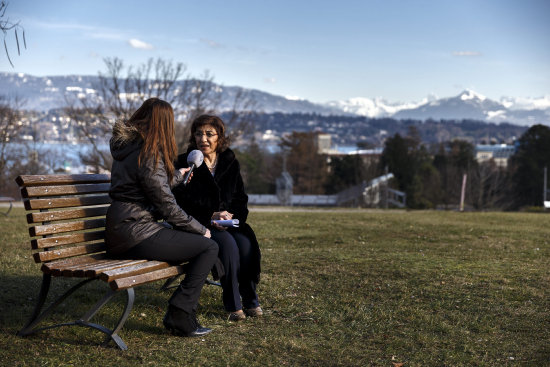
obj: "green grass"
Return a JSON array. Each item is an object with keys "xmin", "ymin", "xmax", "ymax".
[{"xmin": 1, "ymin": 208, "xmax": 549, "ymax": 366}]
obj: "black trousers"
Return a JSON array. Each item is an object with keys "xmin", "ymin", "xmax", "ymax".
[
  {"xmin": 120, "ymin": 228, "xmax": 218, "ymax": 314},
  {"xmin": 211, "ymin": 229, "xmax": 259, "ymax": 312}
]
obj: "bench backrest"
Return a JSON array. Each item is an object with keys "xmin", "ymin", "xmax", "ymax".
[{"xmin": 16, "ymin": 174, "xmax": 112, "ymax": 264}]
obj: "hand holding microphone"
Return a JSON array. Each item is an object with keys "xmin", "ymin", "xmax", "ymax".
[{"xmin": 182, "ymin": 149, "xmax": 204, "ymax": 185}]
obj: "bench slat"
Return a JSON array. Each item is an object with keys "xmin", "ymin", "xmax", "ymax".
[
  {"xmin": 24, "ymin": 195, "xmax": 112, "ymax": 210},
  {"xmin": 69, "ymin": 259, "xmax": 131, "ymax": 277},
  {"xmin": 110, "ymin": 265, "xmax": 185, "ymax": 291},
  {"xmin": 30, "ymin": 218, "xmax": 106, "ymax": 237},
  {"xmin": 71, "ymin": 259, "xmax": 144, "ymax": 277},
  {"xmin": 99, "ymin": 261, "xmax": 172, "ymax": 282},
  {"xmin": 32, "ymin": 230, "xmax": 105, "ymax": 249},
  {"xmin": 27, "ymin": 206, "xmax": 110, "ymax": 224},
  {"xmin": 59, "ymin": 257, "xmax": 118, "ymax": 274},
  {"xmin": 41, "ymin": 254, "xmax": 107, "ymax": 275},
  {"xmin": 16, "ymin": 174, "xmax": 110, "ymax": 187},
  {"xmin": 33, "ymin": 242, "xmax": 106, "ymax": 263},
  {"xmin": 84, "ymin": 259, "xmax": 150, "ymax": 278},
  {"xmin": 60, "ymin": 258, "xmax": 117, "ymax": 277},
  {"xmin": 21, "ymin": 183, "xmax": 110, "ymax": 199}
]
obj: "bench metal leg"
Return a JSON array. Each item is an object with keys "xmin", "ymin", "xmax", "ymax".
[
  {"xmin": 77, "ymin": 288, "xmax": 135, "ymax": 351},
  {"xmin": 17, "ymin": 273, "xmax": 51, "ymax": 335},
  {"xmin": 17, "ymin": 274, "xmax": 135, "ymax": 350},
  {"xmin": 18, "ymin": 274, "xmax": 95, "ymax": 336},
  {"xmin": 0, "ymin": 201, "xmax": 12, "ymax": 216},
  {"xmin": 205, "ymin": 279, "xmax": 222, "ymax": 287}
]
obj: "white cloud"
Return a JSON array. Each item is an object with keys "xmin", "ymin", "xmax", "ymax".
[
  {"xmin": 500, "ymin": 95, "xmax": 550, "ymax": 110},
  {"xmin": 128, "ymin": 38, "xmax": 154, "ymax": 50},
  {"xmin": 264, "ymin": 77, "xmax": 277, "ymax": 84},
  {"xmin": 452, "ymin": 51, "xmax": 482, "ymax": 57}
]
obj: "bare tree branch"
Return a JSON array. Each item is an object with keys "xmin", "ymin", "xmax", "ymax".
[
  {"xmin": 1, "ymin": 1, "xmax": 26, "ymax": 67},
  {"xmin": 65, "ymin": 57, "xmax": 256, "ymax": 172}
]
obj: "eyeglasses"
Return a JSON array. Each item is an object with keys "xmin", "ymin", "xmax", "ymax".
[{"xmin": 194, "ymin": 131, "xmax": 218, "ymax": 138}]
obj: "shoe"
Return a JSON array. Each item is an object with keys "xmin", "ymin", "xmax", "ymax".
[
  {"xmin": 187, "ymin": 311, "xmax": 212, "ymax": 337},
  {"xmin": 244, "ymin": 306, "xmax": 263, "ymax": 317},
  {"xmin": 228, "ymin": 310, "xmax": 246, "ymax": 321},
  {"xmin": 163, "ymin": 305, "xmax": 212, "ymax": 337}
]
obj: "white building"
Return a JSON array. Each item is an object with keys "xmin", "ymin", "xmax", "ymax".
[{"xmin": 475, "ymin": 144, "xmax": 515, "ymax": 168}]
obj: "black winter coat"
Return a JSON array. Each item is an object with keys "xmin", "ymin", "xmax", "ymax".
[
  {"xmin": 173, "ymin": 148, "xmax": 261, "ymax": 283},
  {"xmin": 105, "ymin": 121, "xmax": 206, "ymax": 255}
]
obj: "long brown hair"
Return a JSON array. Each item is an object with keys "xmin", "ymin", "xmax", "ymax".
[
  {"xmin": 127, "ymin": 98, "xmax": 177, "ymax": 181},
  {"xmin": 187, "ymin": 114, "xmax": 230, "ymax": 152}
]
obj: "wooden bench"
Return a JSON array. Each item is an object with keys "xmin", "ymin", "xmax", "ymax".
[{"xmin": 15, "ymin": 173, "xmax": 211, "ymax": 350}]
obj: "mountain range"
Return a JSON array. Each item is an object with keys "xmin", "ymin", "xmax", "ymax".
[{"xmin": 1, "ymin": 72, "xmax": 549, "ymax": 126}]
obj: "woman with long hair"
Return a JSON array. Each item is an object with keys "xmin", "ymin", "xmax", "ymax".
[
  {"xmin": 173, "ymin": 114, "xmax": 262, "ymax": 321},
  {"xmin": 106, "ymin": 98, "xmax": 218, "ymax": 337}
]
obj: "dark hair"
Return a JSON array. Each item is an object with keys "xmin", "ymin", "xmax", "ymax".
[
  {"xmin": 187, "ymin": 114, "xmax": 230, "ymax": 152},
  {"xmin": 127, "ymin": 98, "xmax": 177, "ymax": 182}
]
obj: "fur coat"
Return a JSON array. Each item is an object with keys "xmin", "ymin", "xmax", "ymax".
[{"xmin": 173, "ymin": 148, "xmax": 261, "ymax": 283}]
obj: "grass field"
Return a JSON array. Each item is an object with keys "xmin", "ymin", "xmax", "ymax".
[{"xmin": 0, "ymin": 208, "xmax": 548, "ymax": 366}]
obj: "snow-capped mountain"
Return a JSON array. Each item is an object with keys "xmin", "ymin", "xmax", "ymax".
[
  {"xmin": 0, "ymin": 72, "xmax": 344, "ymax": 115},
  {"xmin": 331, "ymin": 89, "xmax": 550, "ymax": 125},
  {"xmin": 1, "ymin": 72, "xmax": 548, "ymax": 125},
  {"xmin": 325, "ymin": 95, "xmax": 437, "ymax": 118},
  {"xmin": 393, "ymin": 90, "xmax": 507, "ymax": 121}
]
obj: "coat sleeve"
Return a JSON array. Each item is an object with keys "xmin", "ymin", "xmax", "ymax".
[
  {"xmin": 228, "ymin": 160, "xmax": 249, "ymax": 223},
  {"xmin": 139, "ymin": 156, "xmax": 206, "ymax": 234},
  {"xmin": 170, "ymin": 167, "xmax": 184, "ymax": 188},
  {"xmin": 172, "ymin": 169, "xmax": 214, "ymax": 227}
]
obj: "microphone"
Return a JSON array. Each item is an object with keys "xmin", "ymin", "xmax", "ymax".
[{"xmin": 182, "ymin": 149, "xmax": 204, "ymax": 185}]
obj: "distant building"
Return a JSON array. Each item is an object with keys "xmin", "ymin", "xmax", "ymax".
[
  {"xmin": 316, "ymin": 133, "xmax": 332, "ymax": 154},
  {"xmin": 475, "ymin": 144, "xmax": 515, "ymax": 168},
  {"xmin": 315, "ymin": 133, "xmax": 383, "ymax": 156}
]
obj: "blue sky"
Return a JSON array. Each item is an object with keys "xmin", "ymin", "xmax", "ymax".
[{"xmin": 3, "ymin": 0, "xmax": 549, "ymax": 103}]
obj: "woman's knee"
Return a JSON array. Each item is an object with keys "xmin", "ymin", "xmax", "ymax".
[
  {"xmin": 191, "ymin": 236, "xmax": 218, "ymax": 259},
  {"xmin": 234, "ymin": 233, "xmax": 253, "ymax": 257},
  {"xmin": 212, "ymin": 232, "xmax": 238, "ymax": 256}
]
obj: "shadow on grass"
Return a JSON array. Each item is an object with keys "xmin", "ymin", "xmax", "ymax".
[{"xmin": 0, "ymin": 272, "xmax": 208, "ymax": 346}]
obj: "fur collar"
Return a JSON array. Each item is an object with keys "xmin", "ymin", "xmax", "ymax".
[
  {"xmin": 185, "ymin": 147, "xmax": 237, "ymax": 179},
  {"xmin": 110, "ymin": 121, "xmax": 142, "ymax": 161}
]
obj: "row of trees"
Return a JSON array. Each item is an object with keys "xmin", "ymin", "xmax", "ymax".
[
  {"xmin": 232, "ymin": 125, "xmax": 550, "ymax": 211},
  {"xmin": 233, "ymin": 131, "xmax": 380, "ymax": 198},
  {"xmin": 380, "ymin": 124, "xmax": 550, "ymax": 210}
]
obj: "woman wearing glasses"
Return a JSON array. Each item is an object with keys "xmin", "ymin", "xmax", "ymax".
[{"xmin": 173, "ymin": 114, "xmax": 262, "ymax": 321}]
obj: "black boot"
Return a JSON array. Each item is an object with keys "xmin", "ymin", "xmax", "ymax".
[{"xmin": 163, "ymin": 305, "xmax": 212, "ymax": 337}]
